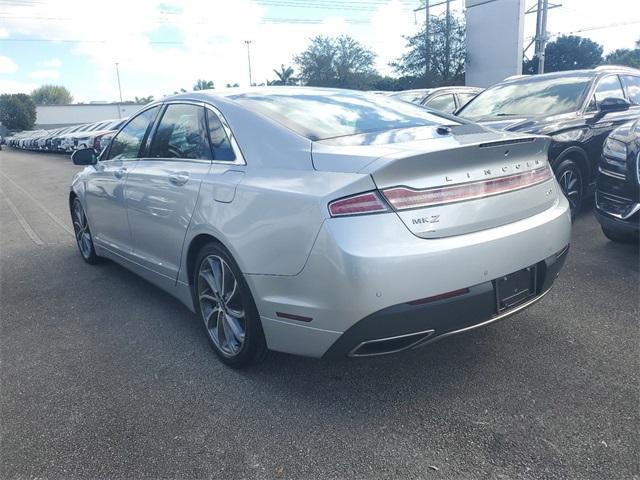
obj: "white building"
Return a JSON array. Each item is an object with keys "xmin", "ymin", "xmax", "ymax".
[{"xmin": 35, "ymin": 103, "xmax": 144, "ymax": 129}]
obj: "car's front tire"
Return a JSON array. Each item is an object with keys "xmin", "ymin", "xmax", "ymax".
[
  {"xmin": 193, "ymin": 242, "xmax": 267, "ymax": 368},
  {"xmin": 555, "ymin": 159, "xmax": 583, "ymax": 221},
  {"xmin": 71, "ymin": 197, "xmax": 100, "ymax": 264}
]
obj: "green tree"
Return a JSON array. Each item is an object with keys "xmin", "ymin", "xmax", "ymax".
[
  {"xmin": 134, "ymin": 95, "xmax": 154, "ymax": 104},
  {"xmin": 524, "ymin": 35, "xmax": 603, "ymax": 74},
  {"xmin": 30, "ymin": 85, "xmax": 73, "ymax": 105},
  {"xmin": 193, "ymin": 79, "xmax": 215, "ymax": 91},
  {"xmin": 269, "ymin": 64, "xmax": 297, "ymax": 85},
  {"xmin": 393, "ymin": 14, "xmax": 466, "ymax": 86},
  {"xmin": 294, "ymin": 35, "xmax": 377, "ymax": 89},
  {"xmin": 0, "ymin": 93, "xmax": 37, "ymax": 130},
  {"xmin": 603, "ymin": 39, "xmax": 640, "ymax": 69}
]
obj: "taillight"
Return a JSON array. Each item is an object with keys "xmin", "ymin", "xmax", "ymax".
[
  {"xmin": 382, "ymin": 166, "xmax": 552, "ymax": 211},
  {"xmin": 328, "ymin": 191, "xmax": 390, "ymax": 217}
]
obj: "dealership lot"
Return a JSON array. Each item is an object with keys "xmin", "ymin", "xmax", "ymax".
[{"xmin": 0, "ymin": 149, "xmax": 638, "ymax": 479}]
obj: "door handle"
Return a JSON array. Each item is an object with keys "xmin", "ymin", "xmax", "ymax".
[
  {"xmin": 168, "ymin": 172, "xmax": 189, "ymax": 186},
  {"xmin": 113, "ymin": 167, "xmax": 127, "ymax": 179}
]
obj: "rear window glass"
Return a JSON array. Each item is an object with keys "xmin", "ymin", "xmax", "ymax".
[{"xmin": 230, "ymin": 91, "xmax": 450, "ymax": 141}]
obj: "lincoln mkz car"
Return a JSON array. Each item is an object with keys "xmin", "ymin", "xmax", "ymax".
[
  {"xmin": 457, "ymin": 66, "xmax": 640, "ymax": 219},
  {"xmin": 70, "ymin": 88, "xmax": 571, "ymax": 367}
]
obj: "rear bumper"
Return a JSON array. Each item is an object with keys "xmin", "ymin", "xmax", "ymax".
[
  {"xmin": 248, "ymin": 195, "xmax": 571, "ymax": 358},
  {"xmin": 323, "ymin": 245, "xmax": 568, "ymax": 358}
]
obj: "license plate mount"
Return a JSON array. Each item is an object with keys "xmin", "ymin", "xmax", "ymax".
[{"xmin": 495, "ymin": 265, "xmax": 537, "ymax": 313}]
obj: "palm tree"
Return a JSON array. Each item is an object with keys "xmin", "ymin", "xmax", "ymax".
[
  {"xmin": 270, "ymin": 65, "xmax": 297, "ymax": 86},
  {"xmin": 134, "ymin": 95, "xmax": 154, "ymax": 104},
  {"xmin": 193, "ymin": 79, "xmax": 215, "ymax": 91}
]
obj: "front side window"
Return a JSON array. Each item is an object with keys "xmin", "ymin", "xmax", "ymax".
[
  {"xmin": 621, "ymin": 75, "xmax": 640, "ymax": 105},
  {"xmin": 593, "ymin": 75, "xmax": 625, "ymax": 105},
  {"xmin": 149, "ymin": 104, "xmax": 211, "ymax": 160},
  {"xmin": 206, "ymin": 109, "xmax": 235, "ymax": 161},
  {"xmin": 106, "ymin": 106, "xmax": 159, "ymax": 160},
  {"xmin": 424, "ymin": 94, "xmax": 456, "ymax": 113}
]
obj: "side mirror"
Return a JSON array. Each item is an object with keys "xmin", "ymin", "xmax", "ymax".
[
  {"xmin": 71, "ymin": 147, "xmax": 97, "ymax": 166},
  {"xmin": 598, "ymin": 97, "xmax": 630, "ymax": 114}
]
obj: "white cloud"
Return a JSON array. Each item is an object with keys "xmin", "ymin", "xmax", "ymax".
[
  {"xmin": 41, "ymin": 58, "xmax": 63, "ymax": 68},
  {"xmin": 0, "ymin": 55, "xmax": 18, "ymax": 74},
  {"xmin": 29, "ymin": 69, "xmax": 61, "ymax": 80},
  {"xmin": 0, "ymin": 78, "xmax": 37, "ymax": 94}
]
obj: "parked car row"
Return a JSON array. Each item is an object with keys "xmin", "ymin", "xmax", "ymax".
[{"xmin": 5, "ymin": 118, "xmax": 128, "ymax": 154}]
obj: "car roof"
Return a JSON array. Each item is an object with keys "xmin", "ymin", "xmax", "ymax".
[{"xmin": 500, "ymin": 66, "xmax": 640, "ymax": 85}]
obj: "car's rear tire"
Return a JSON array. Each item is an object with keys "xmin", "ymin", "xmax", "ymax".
[
  {"xmin": 193, "ymin": 242, "xmax": 267, "ymax": 368},
  {"xmin": 602, "ymin": 227, "xmax": 639, "ymax": 244},
  {"xmin": 555, "ymin": 159, "xmax": 583, "ymax": 221},
  {"xmin": 71, "ymin": 197, "xmax": 100, "ymax": 264}
]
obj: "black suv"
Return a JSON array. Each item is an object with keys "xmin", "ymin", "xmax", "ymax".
[
  {"xmin": 457, "ymin": 66, "xmax": 640, "ymax": 218},
  {"xmin": 595, "ymin": 119, "xmax": 639, "ymax": 243}
]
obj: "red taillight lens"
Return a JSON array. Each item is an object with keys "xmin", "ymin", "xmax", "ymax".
[
  {"xmin": 328, "ymin": 191, "xmax": 390, "ymax": 217},
  {"xmin": 382, "ymin": 166, "xmax": 552, "ymax": 211}
]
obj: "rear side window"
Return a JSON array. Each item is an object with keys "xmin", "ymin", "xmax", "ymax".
[
  {"xmin": 621, "ymin": 75, "xmax": 640, "ymax": 105},
  {"xmin": 206, "ymin": 109, "xmax": 235, "ymax": 161},
  {"xmin": 106, "ymin": 106, "xmax": 159, "ymax": 160},
  {"xmin": 150, "ymin": 104, "xmax": 211, "ymax": 160},
  {"xmin": 594, "ymin": 75, "xmax": 625, "ymax": 105},
  {"xmin": 424, "ymin": 94, "xmax": 456, "ymax": 113}
]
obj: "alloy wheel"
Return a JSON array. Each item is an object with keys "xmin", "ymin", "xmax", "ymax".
[
  {"xmin": 72, "ymin": 199, "xmax": 93, "ymax": 259},
  {"xmin": 559, "ymin": 168, "xmax": 581, "ymax": 213},
  {"xmin": 197, "ymin": 255, "xmax": 247, "ymax": 357}
]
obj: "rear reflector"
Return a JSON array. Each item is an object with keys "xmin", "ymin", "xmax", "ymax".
[
  {"xmin": 383, "ymin": 166, "xmax": 552, "ymax": 211},
  {"xmin": 407, "ymin": 288, "xmax": 470, "ymax": 306},
  {"xmin": 328, "ymin": 191, "xmax": 390, "ymax": 217}
]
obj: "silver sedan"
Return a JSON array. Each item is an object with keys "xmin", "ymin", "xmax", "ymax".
[{"xmin": 70, "ymin": 87, "xmax": 571, "ymax": 368}]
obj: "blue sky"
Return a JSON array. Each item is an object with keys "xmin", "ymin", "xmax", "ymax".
[{"xmin": 0, "ymin": 0, "xmax": 638, "ymax": 102}]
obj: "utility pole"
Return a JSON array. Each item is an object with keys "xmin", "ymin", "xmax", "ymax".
[
  {"xmin": 445, "ymin": 0, "xmax": 451, "ymax": 81},
  {"xmin": 537, "ymin": 0, "xmax": 549, "ymax": 73},
  {"xmin": 528, "ymin": 0, "xmax": 560, "ymax": 74},
  {"xmin": 244, "ymin": 40, "xmax": 253, "ymax": 86},
  {"xmin": 114, "ymin": 62, "xmax": 123, "ymax": 118}
]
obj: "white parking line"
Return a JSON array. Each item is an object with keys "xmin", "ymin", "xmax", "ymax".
[
  {"xmin": 0, "ymin": 170, "xmax": 74, "ymax": 236},
  {"xmin": 0, "ymin": 185, "xmax": 45, "ymax": 246}
]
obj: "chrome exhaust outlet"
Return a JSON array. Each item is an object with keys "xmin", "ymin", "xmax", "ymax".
[{"xmin": 348, "ymin": 329, "xmax": 436, "ymax": 357}]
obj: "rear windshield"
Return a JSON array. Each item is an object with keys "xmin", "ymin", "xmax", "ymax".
[
  {"xmin": 230, "ymin": 91, "xmax": 450, "ymax": 141},
  {"xmin": 390, "ymin": 90, "xmax": 430, "ymax": 103}
]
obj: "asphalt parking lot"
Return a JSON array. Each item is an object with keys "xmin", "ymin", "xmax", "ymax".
[{"xmin": 0, "ymin": 148, "xmax": 638, "ymax": 480}]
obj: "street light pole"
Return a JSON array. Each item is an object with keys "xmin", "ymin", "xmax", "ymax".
[
  {"xmin": 115, "ymin": 62, "xmax": 123, "ymax": 118},
  {"xmin": 244, "ymin": 40, "xmax": 253, "ymax": 87}
]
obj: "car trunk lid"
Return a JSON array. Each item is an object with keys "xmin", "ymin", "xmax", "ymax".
[{"xmin": 366, "ymin": 134, "xmax": 555, "ymax": 238}]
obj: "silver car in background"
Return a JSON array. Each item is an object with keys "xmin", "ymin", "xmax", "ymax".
[{"xmin": 70, "ymin": 88, "xmax": 571, "ymax": 368}]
